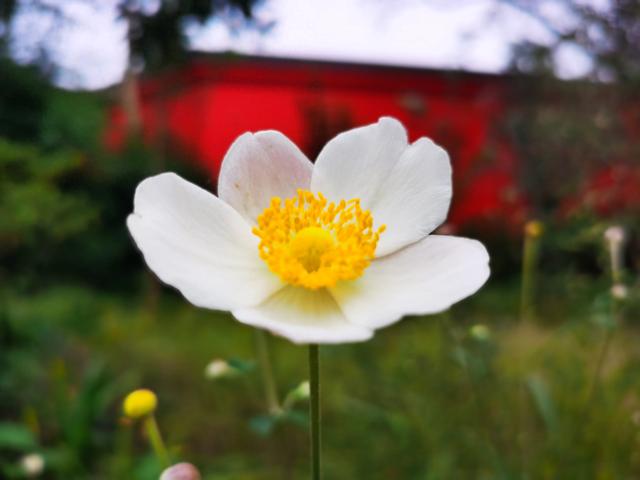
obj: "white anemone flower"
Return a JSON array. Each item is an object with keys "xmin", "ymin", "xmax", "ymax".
[{"xmin": 127, "ymin": 117, "xmax": 490, "ymax": 344}]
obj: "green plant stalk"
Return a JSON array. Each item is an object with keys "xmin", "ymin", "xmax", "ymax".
[
  {"xmin": 309, "ymin": 344, "xmax": 321, "ymax": 480},
  {"xmin": 144, "ymin": 414, "xmax": 170, "ymax": 468},
  {"xmin": 587, "ymin": 296, "xmax": 619, "ymax": 404},
  {"xmin": 520, "ymin": 235, "xmax": 540, "ymax": 323},
  {"xmin": 609, "ymin": 241, "xmax": 623, "ymax": 284},
  {"xmin": 254, "ymin": 330, "xmax": 281, "ymax": 414},
  {"xmin": 439, "ymin": 314, "xmax": 505, "ymax": 473},
  {"xmin": 518, "ymin": 232, "xmax": 540, "ymax": 476},
  {"xmin": 588, "ymin": 238, "xmax": 624, "ymax": 402}
]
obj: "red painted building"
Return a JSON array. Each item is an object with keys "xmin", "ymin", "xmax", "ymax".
[{"xmin": 106, "ymin": 54, "xmax": 530, "ymax": 230}]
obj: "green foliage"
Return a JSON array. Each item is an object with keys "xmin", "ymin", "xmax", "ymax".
[
  {"xmin": 0, "ymin": 423, "xmax": 37, "ymax": 451},
  {"xmin": 0, "ymin": 59, "xmax": 49, "ymax": 141}
]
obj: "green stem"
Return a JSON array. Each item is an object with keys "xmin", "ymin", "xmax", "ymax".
[
  {"xmin": 520, "ymin": 235, "xmax": 539, "ymax": 323},
  {"xmin": 518, "ymin": 232, "xmax": 540, "ymax": 476},
  {"xmin": 309, "ymin": 344, "xmax": 321, "ymax": 480},
  {"xmin": 144, "ymin": 414, "xmax": 170, "ymax": 468},
  {"xmin": 588, "ymin": 327, "xmax": 614, "ymax": 401},
  {"xmin": 439, "ymin": 315, "xmax": 504, "ymax": 473},
  {"xmin": 254, "ymin": 330, "xmax": 280, "ymax": 413},
  {"xmin": 587, "ymin": 298, "xmax": 618, "ymax": 404}
]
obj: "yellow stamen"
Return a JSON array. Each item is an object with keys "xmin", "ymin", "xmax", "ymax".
[{"xmin": 252, "ymin": 189, "xmax": 385, "ymax": 289}]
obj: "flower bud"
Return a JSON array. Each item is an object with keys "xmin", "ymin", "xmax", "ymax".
[
  {"xmin": 524, "ymin": 220, "xmax": 544, "ymax": 238},
  {"xmin": 160, "ymin": 462, "xmax": 201, "ymax": 480},
  {"xmin": 469, "ymin": 324, "xmax": 491, "ymax": 341},
  {"xmin": 123, "ymin": 388, "xmax": 157, "ymax": 419},
  {"xmin": 204, "ymin": 359, "xmax": 233, "ymax": 379},
  {"xmin": 604, "ymin": 225, "xmax": 625, "ymax": 245},
  {"xmin": 282, "ymin": 380, "xmax": 311, "ymax": 411},
  {"xmin": 611, "ymin": 284, "xmax": 628, "ymax": 300},
  {"xmin": 291, "ymin": 380, "xmax": 310, "ymax": 401},
  {"xmin": 20, "ymin": 453, "xmax": 44, "ymax": 477}
]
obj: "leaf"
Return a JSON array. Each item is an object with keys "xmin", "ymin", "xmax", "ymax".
[
  {"xmin": 227, "ymin": 358, "xmax": 255, "ymax": 374},
  {"xmin": 527, "ymin": 375, "xmax": 558, "ymax": 434},
  {"xmin": 249, "ymin": 415, "xmax": 277, "ymax": 437},
  {"xmin": 0, "ymin": 422, "xmax": 37, "ymax": 451}
]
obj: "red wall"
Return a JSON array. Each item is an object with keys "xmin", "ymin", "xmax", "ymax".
[{"xmin": 105, "ymin": 56, "xmax": 528, "ymax": 231}]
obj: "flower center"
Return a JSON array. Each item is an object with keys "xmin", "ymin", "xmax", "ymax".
[
  {"xmin": 252, "ymin": 189, "xmax": 385, "ymax": 289},
  {"xmin": 289, "ymin": 226, "xmax": 335, "ymax": 273}
]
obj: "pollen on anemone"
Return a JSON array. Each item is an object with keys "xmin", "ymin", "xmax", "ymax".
[{"xmin": 127, "ymin": 117, "xmax": 490, "ymax": 344}]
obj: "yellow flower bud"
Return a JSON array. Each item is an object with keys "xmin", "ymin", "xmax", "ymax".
[
  {"xmin": 524, "ymin": 220, "xmax": 544, "ymax": 238},
  {"xmin": 123, "ymin": 389, "xmax": 157, "ymax": 419}
]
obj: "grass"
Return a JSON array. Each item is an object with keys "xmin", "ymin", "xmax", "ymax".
[{"xmin": 1, "ymin": 270, "xmax": 639, "ymax": 479}]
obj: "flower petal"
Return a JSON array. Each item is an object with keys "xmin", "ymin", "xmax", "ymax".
[
  {"xmin": 310, "ymin": 117, "xmax": 451, "ymax": 256},
  {"xmin": 218, "ymin": 130, "xmax": 313, "ymax": 223},
  {"xmin": 367, "ymin": 137, "xmax": 451, "ymax": 256},
  {"xmin": 232, "ymin": 286, "xmax": 373, "ymax": 344},
  {"xmin": 311, "ymin": 116, "xmax": 407, "ymax": 209},
  {"xmin": 331, "ymin": 235, "xmax": 490, "ymax": 330},
  {"xmin": 128, "ymin": 172, "xmax": 282, "ymax": 311}
]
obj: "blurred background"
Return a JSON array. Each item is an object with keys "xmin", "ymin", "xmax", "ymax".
[{"xmin": 0, "ymin": 0, "xmax": 639, "ymax": 478}]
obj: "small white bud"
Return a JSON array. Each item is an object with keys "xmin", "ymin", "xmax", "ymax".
[
  {"xmin": 611, "ymin": 284, "xmax": 628, "ymax": 300},
  {"xmin": 20, "ymin": 453, "xmax": 44, "ymax": 477},
  {"xmin": 160, "ymin": 463, "xmax": 201, "ymax": 480},
  {"xmin": 204, "ymin": 359, "xmax": 233, "ymax": 379},
  {"xmin": 604, "ymin": 226, "xmax": 625, "ymax": 245},
  {"xmin": 282, "ymin": 380, "xmax": 311, "ymax": 410},
  {"xmin": 292, "ymin": 380, "xmax": 310, "ymax": 400}
]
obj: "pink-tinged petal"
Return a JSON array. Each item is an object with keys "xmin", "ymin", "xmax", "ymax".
[
  {"xmin": 219, "ymin": 130, "xmax": 313, "ymax": 223},
  {"xmin": 331, "ymin": 235, "xmax": 490, "ymax": 329},
  {"xmin": 128, "ymin": 173, "xmax": 282, "ymax": 311},
  {"xmin": 232, "ymin": 286, "xmax": 373, "ymax": 344}
]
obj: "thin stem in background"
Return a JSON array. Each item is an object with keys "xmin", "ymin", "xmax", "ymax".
[
  {"xmin": 518, "ymin": 221, "xmax": 543, "ymax": 477},
  {"xmin": 144, "ymin": 414, "xmax": 170, "ymax": 468},
  {"xmin": 520, "ymin": 230, "xmax": 540, "ymax": 323},
  {"xmin": 587, "ymin": 290, "xmax": 621, "ymax": 404},
  {"xmin": 254, "ymin": 330, "xmax": 280, "ymax": 414},
  {"xmin": 588, "ymin": 227, "xmax": 625, "ymax": 403},
  {"xmin": 439, "ymin": 314, "xmax": 506, "ymax": 475},
  {"xmin": 587, "ymin": 322, "xmax": 615, "ymax": 404},
  {"xmin": 309, "ymin": 344, "xmax": 321, "ymax": 480}
]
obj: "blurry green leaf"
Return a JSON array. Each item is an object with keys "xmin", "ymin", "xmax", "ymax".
[
  {"xmin": 280, "ymin": 410, "xmax": 308, "ymax": 428},
  {"xmin": 527, "ymin": 375, "xmax": 557, "ymax": 434},
  {"xmin": 248, "ymin": 414, "xmax": 277, "ymax": 437},
  {"xmin": 227, "ymin": 358, "xmax": 255, "ymax": 374},
  {"xmin": 0, "ymin": 422, "xmax": 37, "ymax": 450}
]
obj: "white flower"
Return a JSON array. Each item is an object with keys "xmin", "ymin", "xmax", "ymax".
[
  {"xmin": 128, "ymin": 117, "xmax": 490, "ymax": 344},
  {"xmin": 20, "ymin": 453, "xmax": 44, "ymax": 477}
]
